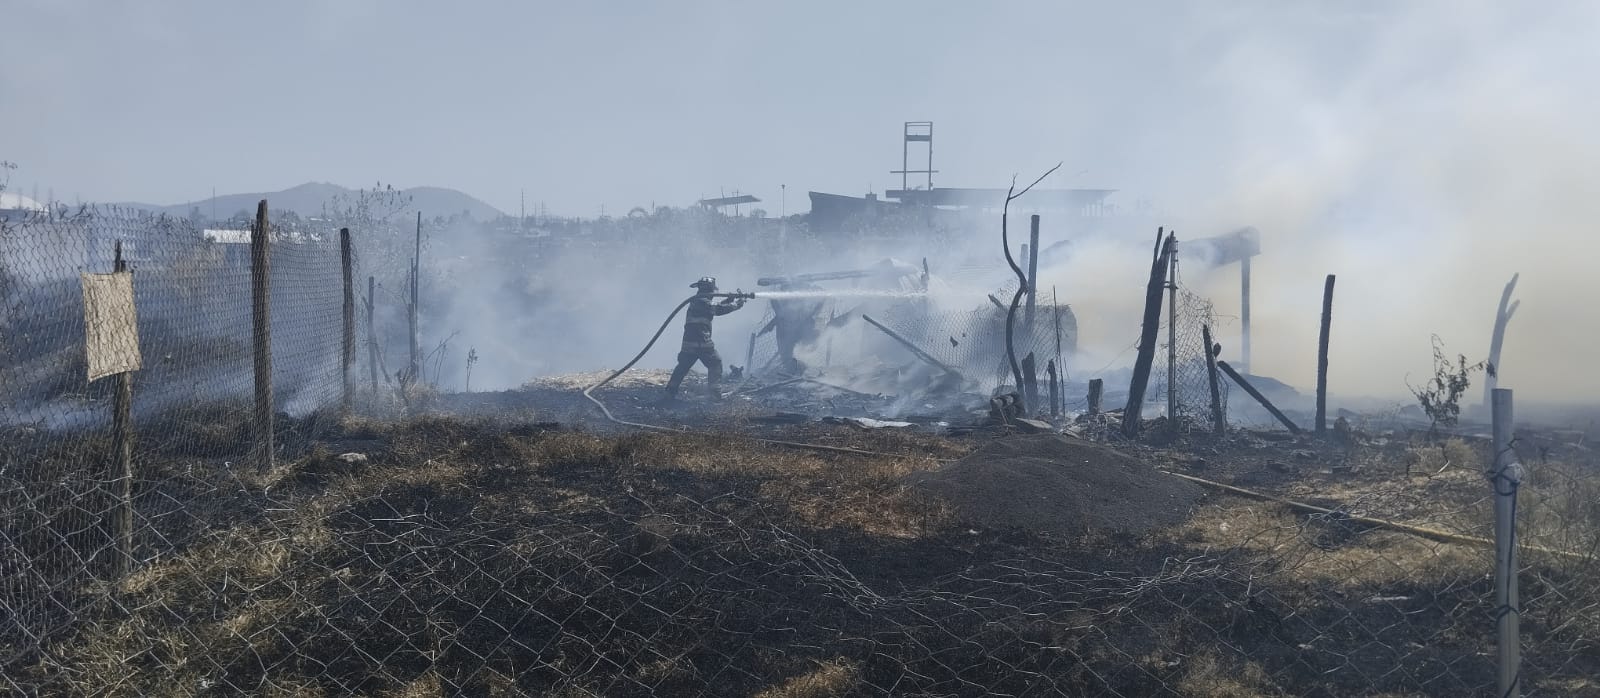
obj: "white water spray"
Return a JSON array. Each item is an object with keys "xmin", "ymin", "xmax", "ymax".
[{"xmin": 754, "ymin": 290, "xmax": 927, "ymax": 300}]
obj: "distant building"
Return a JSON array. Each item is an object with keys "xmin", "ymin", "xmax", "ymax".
[
  {"xmin": 202, "ymin": 228, "xmax": 252, "ymax": 245},
  {"xmin": 0, "ymin": 191, "xmax": 47, "ymax": 222}
]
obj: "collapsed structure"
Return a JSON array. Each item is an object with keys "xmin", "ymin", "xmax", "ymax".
[{"xmin": 743, "ymin": 256, "xmax": 1078, "ymax": 417}]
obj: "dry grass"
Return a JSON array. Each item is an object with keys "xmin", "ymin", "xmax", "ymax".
[
  {"xmin": 9, "ymin": 416, "xmax": 1600, "ymax": 696},
  {"xmin": 1177, "ymin": 501, "xmax": 1487, "ymax": 592},
  {"xmin": 1178, "ymin": 652, "xmax": 1280, "ymax": 698},
  {"xmin": 753, "ymin": 659, "xmax": 860, "ymax": 698}
]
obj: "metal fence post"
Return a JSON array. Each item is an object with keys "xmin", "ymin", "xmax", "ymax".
[
  {"xmin": 1165, "ymin": 235, "xmax": 1178, "ymax": 422},
  {"xmin": 1491, "ymin": 387, "xmax": 1522, "ymax": 697},
  {"xmin": 1025, "ymin": 214, "xmax": 1039, "ymax": 333}
]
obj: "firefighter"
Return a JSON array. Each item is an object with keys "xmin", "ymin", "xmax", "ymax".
[{"xmin": 663, "ymin": 277, "xmax": 746, "ymax": 402}]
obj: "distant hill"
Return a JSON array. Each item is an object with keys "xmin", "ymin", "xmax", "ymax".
[{"xmin": 115, "ymin": 182, "xmax": 505, "ymax": 221}]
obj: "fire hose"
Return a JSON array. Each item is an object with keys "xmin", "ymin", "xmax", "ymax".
[
  {"xmin": 580, "ymin": 292, "xmax": 912, "ymax": 458},
  {"xmin": 580, "ymin": 292, "xmax": 748, "ymax": 431}
]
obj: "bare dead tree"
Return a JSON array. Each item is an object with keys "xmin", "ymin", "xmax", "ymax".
[
  {"xmin": 1002, "ymin": 163, "xmax": 1062, "ymax": 411},
  {"xmin": 1482, "ymin": 272, "xmax": 1520, "ymax": 412},
  {"xmin": 1123, "ymin": 228, "xmax": 1175, "ymax": 437}
]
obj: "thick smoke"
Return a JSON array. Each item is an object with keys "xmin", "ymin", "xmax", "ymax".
[
  {"xmin": 1013, "ymin": 1, "xmax": 1600, "ymax": 406},
  {"xmin": 10, "ymin": 1, "xmax": 1596, "ymax": 411}
]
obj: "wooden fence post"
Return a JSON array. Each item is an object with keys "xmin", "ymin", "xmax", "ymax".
[
  {"xmin": 1316, "ymin": 274, "xmax": 1336, "ymax": 434},
  {"xmin": 1021, "ymin": 352, "xmax": 1039, "ymax": 417},
  {"xmin": 1047, "ymin": 359, "xmax": 1060, "ymax": 421},
  {"xmin": 111, "ymin": 241, "xmax": 134, "ymax": 577},
  {"xmin": 1217, "ymin": 360, "xmax": 1301, "ymax": 434},
  {"xmin": 250, "ymin": 200, "xmax": 274, "ymax": 473},
  {"xmin": 340, "ymin": 228, "xmax": 353, "ymax": 417},
  {"xmin": 1123, "ymin": 228, "xmax": 1174, "ymax": 437},
  {"xmin": 1240, "ymin": 256, "xmax": 1252, "ymax": 372},
  {"xmin": 1202, "ymin": 324, "xmax": 1225, "ymax": 436}
]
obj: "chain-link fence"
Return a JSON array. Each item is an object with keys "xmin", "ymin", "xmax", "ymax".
[
  {"xmin": 1148, "ymin": 287, "xmax": 1231, "ymax": 430},
  {"xmin": 1, "ymin": 206, "xmax": 355, "ymax": 688},
  {"xmin": 3, "ymin": 418, "xmax": 1594, "ymax": 696},
  {"xmin": 4, "ymin": 208, "xmax": 1598, "ymax": 695}
]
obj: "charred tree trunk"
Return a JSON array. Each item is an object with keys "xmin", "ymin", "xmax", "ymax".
[
  {"xmin": 1047, "ymin": 359, "xmax": 1060, "ymax": 421},
  {"xmin": 1122, "ymin": 228, "xmax": 1174, "ymax": 438},
  {"xmin": 1202, "ymin": 325, "xmax": 1225, "ymax": 436}
]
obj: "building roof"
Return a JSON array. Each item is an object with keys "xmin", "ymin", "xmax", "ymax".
[
  {"xmin": 884, "ymin": 187, "xmax": 1115, "ymax": 208},
  {"xmin": 697, "ymin": 194, "xmax": 761, "ymax": 208}
]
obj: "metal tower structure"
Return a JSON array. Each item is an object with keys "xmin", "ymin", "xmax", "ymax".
[{"xmin": 891, "ymin": 121, "xmax": 936, "ymax": 192}]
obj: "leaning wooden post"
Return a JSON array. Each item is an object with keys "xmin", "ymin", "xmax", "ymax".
[
  {"xmin": 746, "ymin": 331, "xmax": 757, "ymax": 378},
  {"xmin": 110, "ymin": 241, "xmax": 135, "ymax": 577},
  {"xmin": 366, "ymin": 276, "xmax": 379, "ymax": 397},
  {"xmin": 1021, "ymin": 352, "xmax": 1039, "ymax": 417},
  {"xmin": 1315, "ymin": 274, "xmax": 1336, "ymax": 434},
  {"xmin": 1088, "ymin": 378, "xmax": 1103, "ymax": 415},
  {"xmin": 340, "ymin": 228, "xmax": 354, "ymax": 417},
  {"xmin": 1046, "ymin": 359, "xmax": 1060, "ymax": 421},
  {"xmin": 1202, "ymin": 324, "xmax": 1225, "ymax": 436},
  {"xmin": 250, "ymin": 200, "xmax": 274, "ymax": 473},
  {"xmin": 861, "ymin": 314, "xmax": 965, "ymax": 382},
  {"xmin": 1217, "ymin": 360, "xmax": 1301, "ymax": 434},
  {"xmin": 1123, "ymin": 228, "xmax": 1174, "ymax": 437}
]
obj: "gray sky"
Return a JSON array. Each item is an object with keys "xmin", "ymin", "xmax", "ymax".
[{"xmin": 0, "ymin": 1, "xmax": 1380, "ymax": 215}]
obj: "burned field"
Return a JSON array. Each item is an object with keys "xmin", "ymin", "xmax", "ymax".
[
  {"xmin": 3, "ymin": 200, "xmax": 1596, "ymax": 697},
  {"xmin": 6, "ymin": 385, "xmax": 1599, "ymax": 697}
]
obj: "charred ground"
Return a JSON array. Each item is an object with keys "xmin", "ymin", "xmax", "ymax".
[{"xmin": 5, "ymin": 378, "xmax": 1599, "ymax": 697}]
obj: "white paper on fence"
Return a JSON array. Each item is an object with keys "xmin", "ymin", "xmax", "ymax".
[{"xmin": 81, "ymin": 270, "xmax": 142, "ymax": 382}]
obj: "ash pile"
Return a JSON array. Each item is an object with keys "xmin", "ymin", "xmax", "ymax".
[{"xmin": 736, "ymin": 258, "xmax": 1077, "ymax": 428}]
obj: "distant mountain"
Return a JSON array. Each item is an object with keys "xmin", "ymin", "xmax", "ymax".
[{"xmin": 115, "ymin": 182, "xmax": 505, "ymax": 221}]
